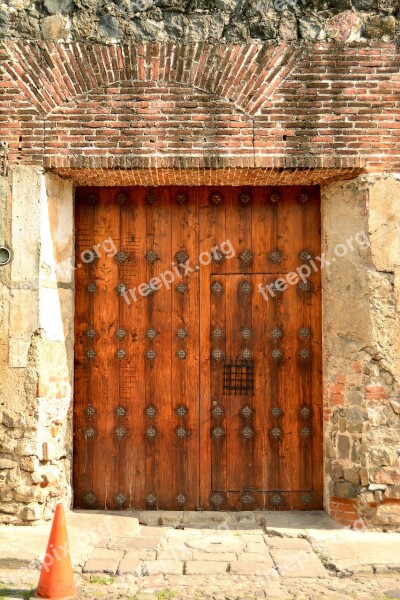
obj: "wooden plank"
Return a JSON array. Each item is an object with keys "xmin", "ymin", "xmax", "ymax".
[
  {"xmin": 73, "ymin": 189, "xmax": 95, "ymax": 508},
  {"xmin": 170, "ymin": 186, "xmax": 200, "ymax": 509},
  {"xmin": 90, "ymin": 188, "xmax": 121, "ymax": 509},
  {"xmin": 118, "ymin": 186, "xmax": 147, "ymax": 509}
]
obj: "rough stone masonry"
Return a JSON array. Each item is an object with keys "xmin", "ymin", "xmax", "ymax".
[{"xmin": 0, "ymin": 0, "xmax": 399, "ymax": 526}]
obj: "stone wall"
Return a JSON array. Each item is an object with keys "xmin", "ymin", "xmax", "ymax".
[
  {"xmin": 0, "ymin": 167, "xmax": 74, "ymax": 524},
  {"xmin": 322, "ymin": 173, "xmax": 400, "ymax": 529},
  {"xmin": 0, "ymin": 0, "xmax": 398, "ymax": 43}
]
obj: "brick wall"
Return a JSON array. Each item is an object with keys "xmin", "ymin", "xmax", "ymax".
[{"xmin": 0, "ymin": 42, "xmax": 399, "ymax": 184}]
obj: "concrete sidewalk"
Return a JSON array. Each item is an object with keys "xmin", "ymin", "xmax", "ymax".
[{"xmin": 0, "ymin": 511, "xmax": 399, "ymax": 599}]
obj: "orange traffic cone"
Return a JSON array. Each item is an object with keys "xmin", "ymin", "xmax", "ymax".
[{"xmin": 32, "ymin": 503, "xmax": 81, "ymax": 599}]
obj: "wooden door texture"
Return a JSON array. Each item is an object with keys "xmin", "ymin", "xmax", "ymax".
[{"xmin": 74, "ymin": 186, "xmax": 322, "ymax": 511}]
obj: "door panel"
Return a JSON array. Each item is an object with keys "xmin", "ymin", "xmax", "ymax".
[{"xmin": 73, "ymin": 186, "xmax": 322, "ymax": 511}]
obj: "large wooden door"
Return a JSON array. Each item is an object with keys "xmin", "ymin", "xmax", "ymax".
[{"xmin": 74, "ymin": 186, "xmax": 322, "ymax": 511}]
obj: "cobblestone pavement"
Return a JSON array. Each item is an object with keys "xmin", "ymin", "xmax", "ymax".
[{"xmin": 0, "ymin": 516, "xmax": 400, "ymax": 600}]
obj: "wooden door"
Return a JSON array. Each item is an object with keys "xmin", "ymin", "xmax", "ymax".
[{"xmin": 74, "ymin": 186, "xmax": 322, "ymax": 511}]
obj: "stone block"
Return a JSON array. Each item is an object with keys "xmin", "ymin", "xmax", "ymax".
[
  {"xmin": 190, "ymin": 550, "xmax": 236, "ymax": 562},
  {"xmin": 89, "ymin": 548, "xmax": 124, "ymax": 561},
  {"xmin": 0, "ymin": 458, "xmax": 17, "ymax": 469},
  {"xmin": 334, "ymin": 481, "xmax": 359, "ymax": 498},
  {"xmin": 185, "ymin": 560, "xmax": 228, "ymax": 575},
  {"xmin": 265, "ymin": 537, "xmax": 313, "ymax": 551},
  {"xmin": 230, "ymin": 560, "xmax": 278, "ymax": 577},
  {"xmin": 374, "ymin": 504, "xmax": 400, "ymax": 526},
  {"xmin": 108, "ymin": 536, "xmax": 162, "ymax": 551},
  {"xmin": 143, "ymin": 560, "xmax": 183, "ymax": 575},
  {"xmin": 20, "ymin": 504, "xmax": 42, "ymax": 521},
  {"xmin": 269, "ymin": 549, "xmax": 329, "ymax": 578},
  {"xmin": 44, "ymin": 0, "xmax": 75, "ymax": 14},
  {"xmin": 42, "ymin": 15, "xmax": 70, "ymax": 40},
  {"xmin": 83, "ymin": 558, "xmax": 120, "ymax": 575},
  {"xmin": 118, "ymin": 556, "xmax": 142, "ymax": 575}
]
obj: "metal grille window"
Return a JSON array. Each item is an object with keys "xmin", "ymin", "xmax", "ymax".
[{"xmin": 223, "ymin": 358, "xmax": 255, "ymax": 396}]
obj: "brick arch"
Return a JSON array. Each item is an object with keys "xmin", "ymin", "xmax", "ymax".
[
  {"xmin": 44, "ymin": 80, "xmax": 254, "ymax": 166},
  {"xmin": 2, "ymin": 41, "xmax": 299, "ymax": 118}
]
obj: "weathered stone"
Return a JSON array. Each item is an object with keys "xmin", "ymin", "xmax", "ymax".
[
  {"xmin": 370, "ymin": 448, "xmax": 395, "ymax": 466},
  {"xmin": 98, "ymin": 15, "xmax": 120, "ymax": 40},
  {"xmin": 390, "ymin": 399, "xmax": 400, "ymax": 415},
  {"xmin": 143, "ymin": 560, "xmax": 183, "ymax": 575},
  {"xmin": 185, "ymin": 560, "xmax": 229, "ymax": 575},
  {"xmin": 346, "ymin": 407, "xmax": 367, "ymax": 433},
  {"xmin": 0, "ymin": 502, "xmax": 20, "ymax": 515},
  {"xmin": 343, "ymin": 467, "xmax": 361, "ymax": 486},
  {"xmin": 326, "ymin": 10, "xmax": 361, "ymax": 42},
  {"xmin": 299, "ymin": 17, "xmax": 325, "ymax": 40},
  {"xmin": 334, "ymin": 482, "xmax": 359, "ymax": 498},
  {"xmin": 44, "ymin": 0, "xmax": 75, "ymax": 14},
  {"xmin": 0, "ymin": 458, "xmax": 17, "ymax": 469},
  {"xmin": 14, "ymin": 485, "xmax": 48, "ymax": 503},
  {"xmin": 269, "ymin": 549, "xmax": 329, "ymax": 578},
  {"xmin": 337, "ymin": 435, "xmax": 350, "ymax": 460},
  {"xmin": 363, "ymin": 15, "xmax": 396, "ymax": 39},
  {"xmin": 278, "ymin": 11, "xmax": 298, "ymax": 40},
  {"xmin": 41, "ymin": 15, "xmax": 70, "ymax": 40},
  {"xmin": 19, "ymin": 504, "xmax": 42, "ymax": 521},
  {"xmin": 384, "ymin": 485, "xmax": 400, "ymax": 499},
  {"xmin": 374, "ymin": 468, "xmax": 400, "ymax": 485},
  {"xmin": 374, "ymin": 504, "xmax": 400, "ymax": 526}
]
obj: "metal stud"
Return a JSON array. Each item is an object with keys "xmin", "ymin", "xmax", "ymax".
[
  {"xmin": 302, "ymin": 492, "xmax": 312, "ymax": 505},
  {"xmin": 115, "ymin": 426, "xmax": 126, "ymax": 439},
  {"xmin": 299, "ymin": 191, "xmax": 309, "ymax": 204},
  {"xmin": 299, "ymin": 348, "xmax": 311, "ymax": 359},
  {"xmin": 84, "ymin": 328, "xmax": 96, "ymax": 339},
  {"xmin": 269, "ymin": 249, "xmax": 283, "ymax": 263},
  {"xmin": 272, "ymin": 406, "xmax": 283, "ymax": 417},
  {"xmin": 86, "ymin": 349, "xmax": 96, "ymax": 360},
  {"xmin": 270, "ymin": 192, "xmax": 280, "ymax": 203},
  {"xmin": 115, "ymin": 493, "xmax": 126, "ymax": 506},
  {"xmin": 175, "ymin": 328, "xmax": 188, "ymax": 340},
  {"xmin": 299, "ymin": 327, "xmax": 311, "ymax": 339},
  {"xmin": 146, "ymin": 425, "xmax": 158, "ymax": 439},
  {"xmin": 270, "ymin": 427, "xmax": 281, "ymax": 439},
  {"xmin": 114, "ymin": 251, "xmax": 128, "ymax": 264},
  {"xmin": 175, "ymin": 405, "xmax": 188, "ymax": 417},
  {"xmin": 211, "ymin": 405, "xmax": 224, "ymax": 418},
  {"xmin": 241, "ymin": 492, "xmax": 255, "ymax": 505},
  {"xmin": 115, "ymin": 349, "xmax": 127, "ymax": 360},
  {"xmin": 145, "ymin": 327, "xmax": 158, "ymax": 340},
  {"xmin": 85, "ymin": 405, "xmax": 96, "ymax": 418},
  {"xmin": 176, "ymin": 192, "xmax": 188, "ymax": 205},
  {"xmin": 212, "ymin": 249, "xmax": 225, "ymax": 264},
  {"xmin": 298, "ymin": 281, "xmax": 312, "ymax": 293},
  {"xmin": 239, "ymin": 280, "xmax": 252, "ymax": 294},
  {"xmin": 211, "ymin": 348, "xmax": 225, "ymax": 362},
  {"xmin": 146, "ymin": 493, "xmax": 157, "ymax": 506},
  {"xmin": 117, "ymin": 192, "xmax": 127, "ymax": 204},
  {"xmin": 176, "ymin": 349, "xmax": 187, "ymax": 360},
  {"xmin": 115, "ymin": 282, "xmax": 128, "ymax": 296},
  {"xmin": 115, "ymin": 328, "xmax": 127, "ymax": 340},
  {"xmin": 175, "ymin": 250, "xmax": 189, "ymax": 264},
  {"xmin": 239, "ymin": 249, "xmax": 253, "ymax": 264},
  {"xmin": 271, "ymin": 494, "xmax": 283, "ymax": 505},
  {"xmin": 87, "ymin": 283, "xmax": 96, "ymax": 294},
  {"xmin": 241, "ymin": 327, "xmax": 252, "ymax": 340},
  {"xmin": 176, "ymin": 282, "xmax": 188, "ymax": 294},
  {"xmin": 211, "ymin": 281, "xmax": 223, "ymax": 294},
  {"xmin": 209, "ymin": 492, "xmax": 225, "ymax": 507},
  {"xmin": 240, "ymin": 405, "xmax": 253, "ymax": 418},
  {"xmin": 301, "ymin": 427, "xmax": 311, "ymax": 438},
  {"xmin": 175, "ymin": 425, "xmax": 188, "ymax": 438},
  {"xmin": 146, "ymin": 192, "xmax": 158, "ymax": 204},
  {"xmin": 84, "ymin": 426, "xmax": 95, "ymax": 439},
  {"xmin": 87, "ymin": 193, "xmax": 98, "ymax": 205},
  {"xmin": 146, "ymin": 405, "xmax": 157, "ymax": 418},
  {"xmin": 115, "ymin": 406, "xmax": 127, "ymax": 417},
  {"xmin": 212, "ymin": 426, "xmax": 226, "ymax": 439},
  {"xmin": 176, "ymin": 494, "xmax": 186, "ymax": 505},
  {"xmin": 271, "ymin": 349, "xmax": 282, "ymax": 360},
  {"xmin": 211, "ymin": 327, "xmax": 224, "ymax": 340},
  {"xmin": 145, "ymin": 250, "xmax": 160, "ymax": 264},
  {"xmin": 241, "ymin": 425, "xmax": 255, "ymax": 439},
  {"xmin": 300, "ymin": 406, "xmax": 311, "ymax": 419},
  {"xmin": 84, "ymin": 492, "xmax": 96, "ymax": 506},
  {"xmin": 299, "ymin": 248, "xmax": 313, "ymax": 262},
  {"xmin": 209, "ymin": 192, "xmax": 223, "ymax": 205},
  {"xmin": 240, "ymin": 190, "xmax": 252, "ymax": 205},
  {"xmin": 271, "ymin": 327, "xmax": 283, "ymax": 339},
  {"xmin": 241, "ymin": 348, "xmax": 253, "ymax": 360},
  {"xmin": 146, "ymin": 349, "xmax": 157, "ymax": 360}
]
